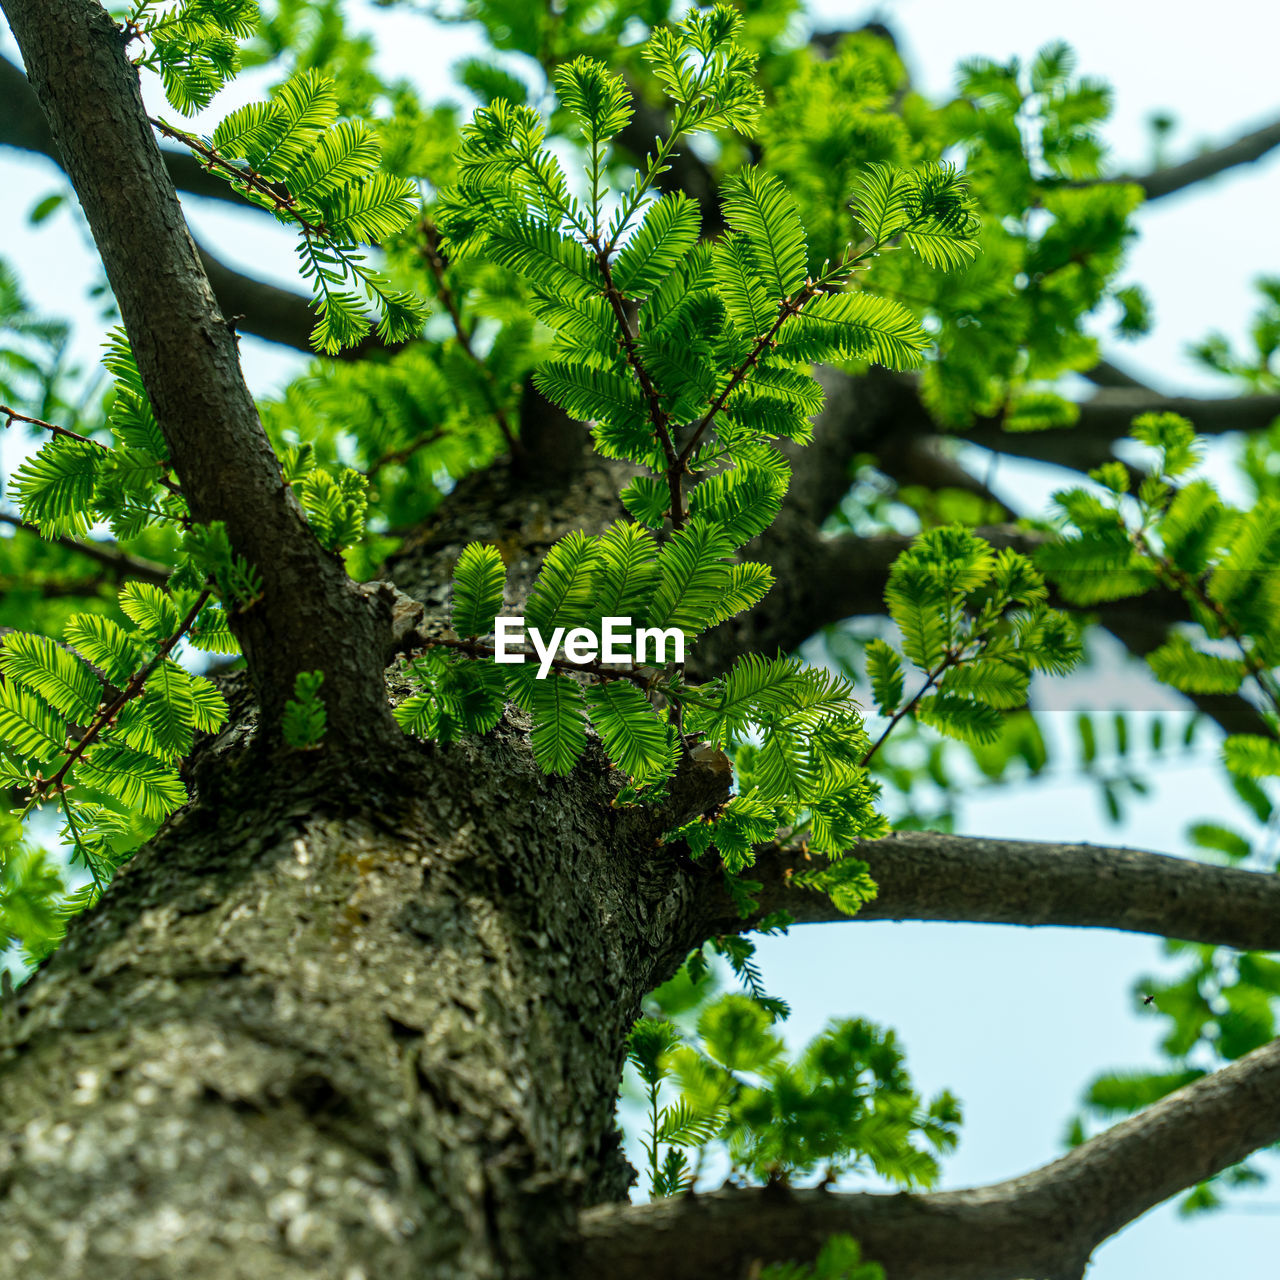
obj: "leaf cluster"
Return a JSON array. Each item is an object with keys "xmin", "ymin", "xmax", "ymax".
[
  {"xmin": 629, "ymin": 995, "xmax": 960, "ymax": 1195},
  {"xmin": 128, "ymin": 0, "xmax": 258, "ymax": 115}
]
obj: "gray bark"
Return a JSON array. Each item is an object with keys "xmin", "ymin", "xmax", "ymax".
[
  {"xmin": 727, "ymin": 830, "xmax": 1280, "ymax": 951},
  {"xmin": 4, "ymin": 7, "xmax": 1280, "ymax": 1280},
  {"xmin": 0, "ymin": 719, "xmax": 729, "ymax": 1279}
]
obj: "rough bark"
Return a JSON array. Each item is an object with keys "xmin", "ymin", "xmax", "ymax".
[
  {"xmin": 2, "ymin": 0, "xmax": 395, "ymax": 745},
  {"xmin": 0, "ymin": 722, "xmax": 729, "ymax": 1279},
  {"xmin": 6, "ymin": 9, "xmax": 1280, "ymax": 1280}
]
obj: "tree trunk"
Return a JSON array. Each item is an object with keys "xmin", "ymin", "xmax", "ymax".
[
  {"xmin": 0, "ymin": 712, "xmax": 727, "ymax": 1278},
  {"xmin": 0, "ymin": 420, "xmax": 748, "ymax": 1278}
]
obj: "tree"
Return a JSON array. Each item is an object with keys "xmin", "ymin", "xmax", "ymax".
[{"xmin": 1, "ymin": 2, "xmax": 1279, "ymax": 1277}]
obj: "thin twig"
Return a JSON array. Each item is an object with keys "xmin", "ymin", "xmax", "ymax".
[
  {"xmin": 591, "ymin": 245, "xmax": 682, "ymax": 524},
  {"xmin": 416, "ymin": 219, "xmax": 521, "ymax": 457},
  {"xmin": 860, "ymin": 650, "xmax": 962, "ymax": 768},
  {"xmin": 148, "ymin": 118, "xmax": 324, "ymax": 235},
  {"xmin": 26, "ymin": 586, "xmax": 213, "ymax": 806},
  {"xmin": 2, "ymin": 403, "xmax": 184, "ymax": 498},
  {"xmin": 363, "ymin": 429, "xmax": 448, "ymax": 483}
]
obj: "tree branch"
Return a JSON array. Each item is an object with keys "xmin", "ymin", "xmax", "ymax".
[
  {"xmin": 707, "ymin": 830, "xmax": 1280, "ymax": 952},
  {"xmin": 2, "ymin": 0, "xmax": 397, "ymax": 748},
  {"xmin": 1124, "ymin": 114, "xmax": 1280, "ymax": 202},
  {"xmin": 571, "ymin": 1033, "xmax": 1280, "ymax": 1280},
  {"xmin": 0, "ymin": 511, "xmax": 170, "ymax": 586},
  {"xmin": 0, "ymin": 50, "xmax": 253, "ymax": 209},
  {"xmin": 967, "ymin": 389, "xmax": 1280, "ymax": 470}
]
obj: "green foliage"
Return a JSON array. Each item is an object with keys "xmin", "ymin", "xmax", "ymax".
[
  {"xmin": 9, "ymin": 1, "xmax": 1250, "ymax": 1232},
  {"xmin": 9, "ymin": 332, "xmax": 186, "ymax": 543},
  {"xmin": 0, "ymin": 571, "xmax": 228, "ymax": 940},
  {"xmin": 375, "ymin": 17, "xmax": 970, "ymax": 899},
  {"xmin": 0, "ymin": 260, "xmax": 69, "ymax": 415},
  {"xmin": 224, "ymin": 73, "xmax": 425, "ymax": 350},
  {"xmin": 451, "ymin": 544, "xmax": 507, "ymax": 639},
  {"xmin": 629, "ymin": 996, "xmax": 960, "ymax": 1196},
  {"xmin": 1043, "ymin": 416, "xmax": 1280, "ymax": 818},
  {"xmin": 1190, "ymin": 276, "xmax": 1280, "ymax": 395},
  {"xmin": 0, "ymin": 831, "xmax": 65, "ymax": 963},
  {"xmin": 282, "ymin": 670, "xmax": 327, "ymax": 749},
  {"xmin": 761, "ymin": 1235, "xmax": 883, "ymax": 1280},
  {"xmin": 877, "ymin": 528, "xmax": 1082, "ymax": 748},
  {"xmin": 128, "ymin": 0, "xmax": 259, "ymax": 115}
]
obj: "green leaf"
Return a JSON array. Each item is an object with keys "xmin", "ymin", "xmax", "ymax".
[
  {"xmin": 325, "ymin": 171, "xmax": 419, "ymax": 243},
  {"xmin": 486, "ymin": 219, "xmax": 603, "ymax": 299},
  {"xmin": 850, "ymin": 162, "xmax": 915, "ymax": 244},
  {"xmin": 720, "ymin": 166, "xmax": 809, "ymax": 297},
  {"xmin": 452, "ymin": 544, "xmax": 507, "ymax": 638},
  {"xmin": 291, "ymin": 120, "xmax": 382, "ymax": 204},
  {"xmin": 939, "ymin": 659, "xmax": 1029, "ymax": 710},
  {"xmin": 713, "ymin": 235, "xmax": 774, "ymax": 337},
  {"xmin": 698, "ymin": 993, "xmax": 783, "ymax": 1072},
  {"xmin": 1223, "ymin": 734, "xmax": 1280, "ymax": 778},
  {"xmin": 0, "ymin": 632, "xmax": 101, "ymax": 724},
  {"xmin": 792, "ymin": 858, "xmax": 878, "ymax": 917},
  {"xmin": 532, "ymin": 361, "xmax": 649, "ymax": 455},
  {"xmin": 0, "ymin": 681, "xmax": 66, "ymax": 763},
  {"xmin": 73, "ymin": 743, "xmax": 186, "ymax": 821},
  {"xmin": 65, "ymin": 614, "xmax": 142, "ymax": 686},
  {"xmin": 619, "ymin": 476, "xmax": 670, "ymax": 529},
  {"xmin": 526, "ymin": 530, "xmax": 601, "ymax": 632},
  {"xmin": 778, "ymin": 292, "xmax": 929, "ymax": 369},
  {"xmin": 142, "ymin": 659, "xmax": 197, "ymax": 758},
  {"xmin": 9, "ymin": 437, "xmax": 102, "ymax": 536},
  {"xmin": 583, "ymin": 681, "xmax": 676, "ymax": 786},
  {"xmin": 1004, "ymin": 391, "xmax": 1082, "ymax": 433},
  {"xmin": 613, "ymin": 194, "xmax": 700, "ymax": 294},
  {"xmin": 553, "ymin": 57, "xmax": 633, "ymax": 149},
  {"xmin": 865, "ymin": 639, "xmax": 904, "ymax": 716},
  {"xmin": 188, "ymin": 674, "xmax": 229, "ymax": 735},
  {"xmin": 438, "ymin": 659, "xmax": 507, "ymax": 734},
  {"xmin": 689, "ymin": 654, "xmax": 806, "ymax": 746},
  {"xmin": 595, "ymin": 521, "xmax": 660, "ymax": 620},
  {"xmin": 299, "ymin": 467, "xmax": 367, "ymax": 551},
  {"xmin": 649, "ymin": 519, "xmax": 736, "ymax": 636},
  {"xmin": 687, "ymin": 452, "xmax": 789, "ymax": 546},
  {"xmin": 530, "ymin": 675, "xmax": 588, "ymax": 774},
  {"xmin": 282, "ymin": 670, "xmax": 327, "ymax": 749},
  {"xmin": 1147, "ymin": 634, "xmax": 1246, "ymax": 695},
  {"xmin": 119, "ymin": 582, "xmax": 181, "ymax": 642},
  {"xmin": 250, "ymin": 70, "xmax": 339, "ymax": 182}
]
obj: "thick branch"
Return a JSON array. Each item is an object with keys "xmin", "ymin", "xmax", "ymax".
[
  {"xmin": 572, "ymin": 1033, "xmax": 1280, "ymax": 1280},
  {"xmin": 0, "ymin": 511, "xmax": 170, "ymax": 586},
  {"xmin": 0, "ymin": 50, "xmax": 251, "ymax": 209},
  {"xmin": 967, "ymin": 388, "xmax": 1280, "ymax": 470},
  {"xmin": 3, "ymin": 0, "xmax": 396, "ymax": 747},
  {"xmin": 713, "ymin": 830, "xmax": 1280, "ymax": 952},
  {"xmin": 1127, "ymin": 114, "xmax": 1280, "ymax": 201}
]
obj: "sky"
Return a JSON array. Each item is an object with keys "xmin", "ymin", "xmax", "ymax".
[{"xmin": 3, "ymin": 2, "xmax": 1280, "ymax": 1276}]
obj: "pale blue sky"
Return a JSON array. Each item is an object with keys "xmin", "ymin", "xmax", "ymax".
[{"xmin": 3, "ymin": 2, "xmax": 1279, "ymax": 1274}]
